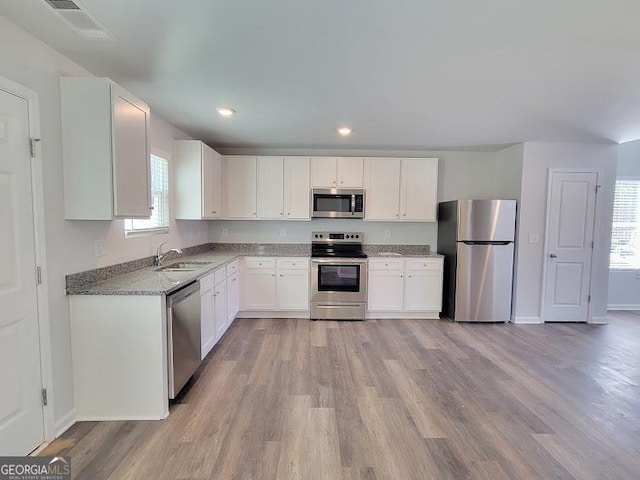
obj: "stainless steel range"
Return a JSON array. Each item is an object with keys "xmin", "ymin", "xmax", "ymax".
[{"xmin": 310, "ymin": 232, "xmax": 368, "ymax": 320}]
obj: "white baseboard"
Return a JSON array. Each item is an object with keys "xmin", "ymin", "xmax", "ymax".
[
  {"xmin": 75, "ymin": 414, "xmax": 167, "ymax": 422},
  {"xmin": 366, "ymin": 312, "xmax": 440, "ymax": 319},
  {"xmin": 513, "ymin": 316, "xmax": 543, "ymax": 324},
  {"xmin": 54, "ymin": 409, "xmax": 76, "ymax": 437},
  {"xmin": 590, "ymin": 316, "xmax": 609, "ymax": 325},
  {"xmin": 607, "ymin": 304, "xmax": 640, "ymax": 311},
  {"xmin": 237, "ymin": 310, "xmax": 310, "ymax": 319}
]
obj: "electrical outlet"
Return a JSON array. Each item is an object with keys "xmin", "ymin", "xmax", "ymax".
[
  {"xmin": 528, "ymin": 233, "xmax": 539, "ymax": 244},
  {"xmin": 94, "ymin": 239, "xmax": 105, "ymax": 257},
  {"xmin": 221, "ymin": 228, "xmax": 228, "ymax": 237},
  {"xmin": 384, "ymin": 230, "xmax": 391, "ymax": 240},
  {"xmin": 280, "ymin": 229, "xmax": 286, "ymax": 238}
]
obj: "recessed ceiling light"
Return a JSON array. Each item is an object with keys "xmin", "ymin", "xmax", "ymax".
[
  {"xmin": 216, "ymin": 107, "xmax": 235, "ymax": 117},
  {"xmin": 337, "ymin": 126, "xmax": 352, "ymax": 136}
]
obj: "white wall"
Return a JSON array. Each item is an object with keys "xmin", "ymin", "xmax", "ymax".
[
  {"xmin": 513, "ymin": 142, "xmax": 617, "ymax": 323},
  {"xmin": 211, "ymin": 149, "xmax": 522, "ymax": 248},
  {"xmin": 0, "ymin": 15, "xmax": 208, "ymax": 430},
  {"xmin": 608, "ymin": 139, "xmax": 640, "ymax": 309}
]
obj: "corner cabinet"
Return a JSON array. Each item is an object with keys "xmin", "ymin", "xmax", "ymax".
[
  {"xmin": 61, "ymin": 77, "xmax": 151, "ymax": 220},
  {"xmin": 175, "ymin": 140, "xmax": 222, "ymax": 219},
  {"xmin": 364, "ymin": 157, "xmax": 438, "ymax": 222},
  {"xmin": 367, "ymin": 257, "xmax": 443, "ymax": 318}
]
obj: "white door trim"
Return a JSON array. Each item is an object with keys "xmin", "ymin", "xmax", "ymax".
[
  {"xmin": 540, "ymin": 168, "xmax": 601, "ymax": 323},
  {"xmin": 0, "ymin": 75, "xmax": 55, "ymax": 445}
]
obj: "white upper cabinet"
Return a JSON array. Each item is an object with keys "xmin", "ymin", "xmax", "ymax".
[
  {"xmin": 283, "ymin": 157, "xmax": 310, "ymax": 220},
  {"xmin": 223, "ymin": 156, "xmax": 257, "ymax": 219},
  {"xmin": 61, "ymin": 77, "xmax": 151, "ymax": 220},
  {"xmin": 400, "ymin": 158, "xmax": 438, "ymax": 221},
  {"xmin": 175, "ymin": 140, "xmax": 222, "ymax": 219},
  {"xmin": 257, "ymin": 156, "xmax": 285, "ymax": 219},
  {"xmin": 364, "ymin": 157, "xmax": 438, "ymax": 222},
  {"xmin": 364, "ymin": 158, "xmax": 401, "ymax": 220},
  {"xmin": 310, "ymin": 157, "xmax": 363, "ymax": 188},
  {"xmin": 258, "ymin": 156, "xmax": 310, "ymax": 220}
]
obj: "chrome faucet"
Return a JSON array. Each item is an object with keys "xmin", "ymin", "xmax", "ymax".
[{"xmin": 154, "ymin": 242, "xmax": 183, "ymax": 266}]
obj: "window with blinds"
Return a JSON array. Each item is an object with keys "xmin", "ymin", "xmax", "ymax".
[
  {"xmin": 610, "ymin": 179, "xmax": 640, "ymax": 269},
  {"xmin": 125, "ymin": 154, "xmax": 170, "ymax": 235}
]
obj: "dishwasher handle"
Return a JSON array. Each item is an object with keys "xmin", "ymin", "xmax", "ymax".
[{"xmin": 167, "ymin": 281, "xmax": 200, "ymax": 306}]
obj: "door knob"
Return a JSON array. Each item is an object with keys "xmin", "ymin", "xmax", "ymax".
[{"xmin": 550, "ymin": 253, "xmax": 557, "ymax": 258}]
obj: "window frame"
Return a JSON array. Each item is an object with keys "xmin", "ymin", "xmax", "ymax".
[
  {"xmin": 124, "ymin": 153, "xmax": 171, "ymax": 237},
  {"xmin": 609, "ymin": 176, "xmax": 640, "ymax": 271}
]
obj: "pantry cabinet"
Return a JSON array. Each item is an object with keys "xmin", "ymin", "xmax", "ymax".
[
  {"xmin": 364, "ymin": 157, "xmax": 438, "ymax": 222},
  {"xmin": 175, "ymin": 140, "xmax": 222, "ymax": 219},
  {"xmin": 367, "ymin": 257, "xmax": 443, "ymax": 318},
  {"xmin": 223, "ymin": 156, "xmax": 257, "ymax": 219},
  {"xmin": 61, "ymin": 77, "xmax": 151, "ymax": 220},
  {"xmin": 310, "ymin": 157, "xmax": 363, "ymax": 188}
]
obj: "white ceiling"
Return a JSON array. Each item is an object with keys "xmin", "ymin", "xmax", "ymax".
[{"xmin": 2, "ymin": 0, "xmax": 640, "ymax": 150}]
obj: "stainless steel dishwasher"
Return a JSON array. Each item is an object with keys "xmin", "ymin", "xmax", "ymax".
[{"xmin": 167, "ymin": 281, "xmax": 201, "ymax": 399}]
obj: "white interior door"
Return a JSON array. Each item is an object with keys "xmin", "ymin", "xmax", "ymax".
[
  {"xmin": 544, "ymin": 171, "xmax": 597, "ymax": 322},
  {"xmin": 0, "ymin": 88, "xmax": 44, "ymax": 454}
]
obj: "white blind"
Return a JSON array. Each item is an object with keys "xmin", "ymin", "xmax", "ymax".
[
  {"xmin": 125, "ymin": 154, "xmax": 169, "ymax": 233},
  {"xmin": 610, "ymin": 179, "xmax": 640, "ymax": 269}
]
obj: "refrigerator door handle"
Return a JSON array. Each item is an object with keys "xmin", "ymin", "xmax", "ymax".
[{"xmin": 461, "ymin": 241, "xmax": 511, "ymax": 246}]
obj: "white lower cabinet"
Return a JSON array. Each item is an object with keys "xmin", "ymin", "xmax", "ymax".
[
  {"xmin": 227, "ymin": 271, "xmax": 240, "ymax": 323},
  {"xmin": 367, "ymin": 267, "xmax": 404, "ymax": 311},
  {"xmin": 367, "ymin": 257, "xmax": 443, "ymax": 318},
  {"xmin": 201, "ymin": 260, "xmax": 239, "ymax": 359},
  {"xmin": 200, "ymin": 272, "xmax": 217, "ymax": 359},
  {"xmin": 241, "ymin": 257, "xmax": 310, "ymax": 315},
  {"xmin": 213, "ymin": 280, "xmax": 228, "ymax": 341}
]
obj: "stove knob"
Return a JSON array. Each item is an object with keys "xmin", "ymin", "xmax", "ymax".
[
  {"xmin": 351, "ymin": 235, "xmax": 355, "ymax": 238},
  {"xmin": 356, "ymin": 234, "xmax": 359, "ymax": 238},
  {"xmin": 319, "ymin": 234, "xmax": 323, "ymax": 238}
]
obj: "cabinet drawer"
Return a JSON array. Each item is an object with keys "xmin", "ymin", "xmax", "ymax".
[
  {"xmin": 226, "ymin": 259, "xmax": 239, "ymax": 277},
  {"xmin": 244, "ymin": 257, "xmax": 276, "ymax": 269},
  {"xmin": 200, "ymin": 271, "xmax": 216, "ymax": 292},
  {"xmin": 276, "ymin": 257, "xmax": 309, "ymax": 270},
  {"xmin": 369, "ymin": 259, "xmax": 404, "ymax": 271},
  {"xmin": 405, "ymin": 258, "xmax": 443, "ymax": 271},
  {"xmin": 214, "ymin": 267, "xmax": 226, "ymax": 285}
]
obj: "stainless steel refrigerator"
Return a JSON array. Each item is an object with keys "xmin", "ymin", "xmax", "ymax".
[{"xmin": 437, "ymin": 199, "xmax": 517, "ymax": 322}]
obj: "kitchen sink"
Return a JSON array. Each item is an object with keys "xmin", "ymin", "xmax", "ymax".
[{"xmin": 156, "ymin": 261, "xmax": 213, "ymax": 272}]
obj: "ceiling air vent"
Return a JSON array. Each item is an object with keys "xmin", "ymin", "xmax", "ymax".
[{"xmin": 43, "ymin": 0, "xmax": 112, "ymax": 40}]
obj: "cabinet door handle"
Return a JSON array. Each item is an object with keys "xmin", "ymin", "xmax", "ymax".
[
  {"xmin": 253, "ymin": 212, "xmax": 257, "ymax": 216},
  {"xmin": 408, "ymin": 275, "xmax": 412, "ymax": 278},
  {"xmin": 403, "ymin": 213, "xmax": 406, "ymax": 216},
  {"xmin": 279, "ymin": 274, "xmax": 283, "ymax": 277},
  {"xmin": 150, "ymin": 206, "xmax": 154, "ymax": 210},
  {"xmin": 272, "ymin": 274, "xmax": 275, "ymax": 277},
  {"xmin": 400, "ymin": 275, "xmax": 403, "ymax": 278},
  {"xmin": 340, "ymin": 180, "xmax": 344, "ymax": 184},
  {"xmin": 212, "ymin": 210, "xmax": 217, "ymax": 214}
]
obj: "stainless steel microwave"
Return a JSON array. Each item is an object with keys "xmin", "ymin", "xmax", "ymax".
[{"xmin": 311, "ymin": 188, "xmax": 365, "ymax": 218}]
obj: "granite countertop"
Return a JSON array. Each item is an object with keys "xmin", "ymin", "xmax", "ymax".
[
  {"xmin": 67, "ymin": 243, "xmax": 439, "ymax": 296},
  {"xmin": 67, "ymin": 246, "xmax": 310, "ymax": 296}
]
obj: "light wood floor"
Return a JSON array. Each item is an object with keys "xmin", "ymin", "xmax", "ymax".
[{"xmin": 42, "ymin": 312, "xmax": 640, "ymax": 479}]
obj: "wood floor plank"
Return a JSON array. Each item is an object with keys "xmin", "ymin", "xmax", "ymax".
[{"xmin": 40, "ymin": 313, "xmax": 640, "ymax": 480}]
